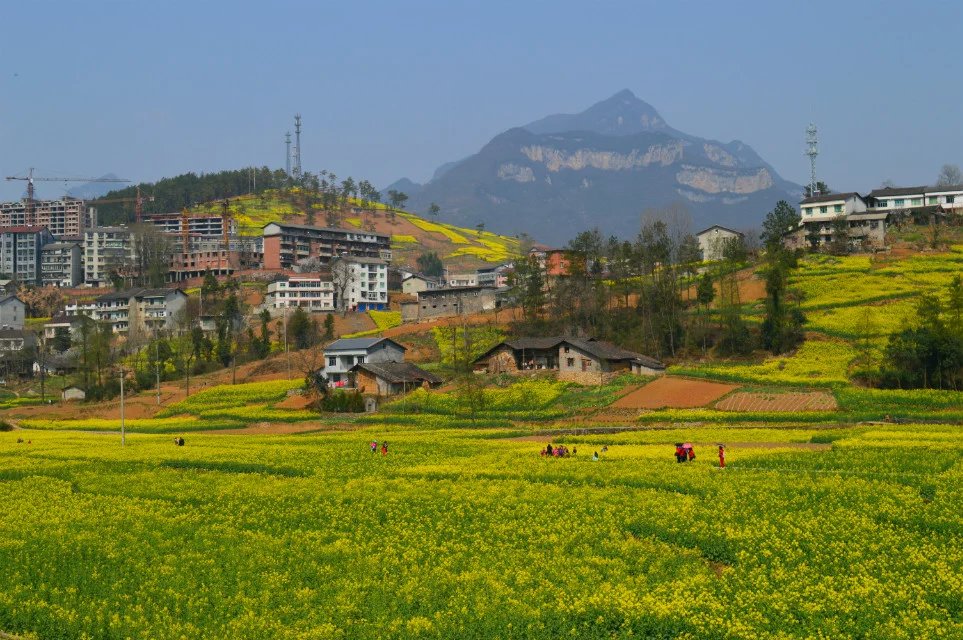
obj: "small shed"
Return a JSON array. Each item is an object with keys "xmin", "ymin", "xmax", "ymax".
[{"xmin": 62, "ymin": 386, "xmax": 86, "ymax": 401}]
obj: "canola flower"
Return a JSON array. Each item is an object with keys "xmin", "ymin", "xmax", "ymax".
[{"xmin": 2, "ymin": 424, "xmax": 963, "ymax": 638}]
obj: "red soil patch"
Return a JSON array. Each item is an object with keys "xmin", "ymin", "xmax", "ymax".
[
  {"xmin": 715, "ymin": 391, "xmax": 837, "ymax": 412},
  {"xmin": 274, "ymin": 394, "xmax": 312, "ymax": 410},
  {"xmin": 613, "ymin": 377, "xmax": 738, "ymax": 409}
]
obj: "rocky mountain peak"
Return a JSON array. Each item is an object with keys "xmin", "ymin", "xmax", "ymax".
[{"xmin": 523, "ymin": 89, "xmax": 672, "ymax": 137}]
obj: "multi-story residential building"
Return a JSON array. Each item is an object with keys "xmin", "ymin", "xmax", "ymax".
[
  {"xmin": 0, "ymin": 295, "xmax": 25, "ymax": 330},
  {"xmin": 262, "ymin": 222, "xmax": 391, "ymax": 270},
  {"xmin": 446, "ymin": 272, "xmax": 478, "ymax": 288},
  {"xmin": 127, "ymin": 288, "xmax": 188, "ymax": 333},
  {"xmin": 40, "ymin": 242, "xmax": 83, "ymax": 287},
  {"xmin": 146, "ymin": 211, "xmax": 237, "ymax": 237},
  {"xmin": 866, "ymin": 185, "xmax": 963, "ymax": 213},
  {"xmin": 0, "ymin": 197, "xmax": 91, "ymax": 238},
  {"xmin": 321, "ymin": 337, "xmax": 407, "ymax": 386},
  {"xmin": 66, "ymin": 287, "xmax": 186, "ymax": 333},
  {"xmin": 43, "ymin": 313, "xmax": 87, "ymax": 340},
  {"xmin": 169, "ymin": 237, "xmax": 234, "ymax": 281},
  {"xmin": 83, "ymin": 226, "xmax": 136, "ymax": 287},
  {"xmin": 266, "ymin": 274, "xmax": 335, "ymax": 312},
  {"xmin": 799, "ymin": 192, "xmax": 868, "ymax": 219},
  {"xmin": 476, "ymin": 263, "xmax": 512, "ymax": 289},
  {"xmin": 334, "ymin": 256, "xmax": 389, "ymax": 311},
  {"xmin": 401, "ymin": 273, "xmax": 441, "ymax": 295},
  {"xmin": 0, "ymin": 226, "xmax": 55, "ymax": 285}
]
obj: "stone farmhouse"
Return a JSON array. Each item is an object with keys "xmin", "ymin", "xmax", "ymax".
[{"xmin": 474, "ymin": 336, "xmax": 665, "ymax": 383}]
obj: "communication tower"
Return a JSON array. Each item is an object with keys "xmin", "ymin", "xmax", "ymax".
[
  {"xmin": 292, "ymin": 114, "xmax": 303, "ymax": 180},
  {"xmin": 806, "ymin": 123, "xmax": 819, "ymax": 196},
  {"xmin": 285, "ymin": 131, "xmax": 292, "ymax": 177}
]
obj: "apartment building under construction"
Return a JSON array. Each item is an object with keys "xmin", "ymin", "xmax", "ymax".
[{"xmin": 0, "ymin": 197, "xmax": 93, "ymax": 239}]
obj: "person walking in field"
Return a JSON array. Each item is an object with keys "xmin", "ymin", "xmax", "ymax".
[
  {"xmin": 718, "ymin": 444, "xmax": 726, "ymax": 469},
  {"xmin": 675, "ymin": 444, "xmax": 685, "ymax": 463},
  {"xmin": 381, "ymin": 441, "xmax": 388, "ymax": 456},
  {"xmin": 592, "ymin": 451, "xmax": 599, "ymax": 462},
  {"xmin": 686, "ymin": 445, "xmax": 695, "ymax": 462},
  {"xmin": 370, "ymin": 441, "xmax": 378, "ymax": 454}
]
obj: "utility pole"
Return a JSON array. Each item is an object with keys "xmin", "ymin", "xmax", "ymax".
[
  {"xmin": 155, "ymin": 335, "xmax": 161, "ymax": 406},
  {"xmin": 120, "ymin": 368, "xmax": 126, "ymax": 447},
  {"xmin": 283, "ymin": 306, "xmax": 291, "ymax": 376}
]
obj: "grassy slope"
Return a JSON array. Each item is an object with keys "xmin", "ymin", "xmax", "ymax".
[{"xmin": 191, "ymin": 189, "xmax": 521, "ymax": 271}]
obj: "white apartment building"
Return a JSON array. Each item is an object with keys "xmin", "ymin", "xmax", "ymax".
[
  {"xmin": 84, "ymin": 226, "xmax": 137, "ymax": 287},
  {"xmin": 40, "ymin": 242, "xmax": 83, "ymax": 287},
  {"xmin": 0, "ymin": 226, "xmax": 55, "ymax": 285},
  {"xmin": 66, "ymin": 287, "xmax": 186, "ymax": 333},
  {"xmin": 867, "ymin": 185, "xmax": 963, "ymax": 212},
  {"xmin": 799, "ymin": 192, "xmax": 867, "ymax": 219},
  {"xmin": 335, "ymin": 256, "xmax": 389, "ymax": 312},
  {"xmin": 447, "ymin": 272, "xmax": 478, "ymax": 288},
  {"xmin": 266, "ymin": 274, "xmax": 335, "ymax": 312}
]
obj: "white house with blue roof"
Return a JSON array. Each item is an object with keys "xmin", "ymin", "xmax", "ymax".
[{"xmin": 322, "ymin": 337, "xmax": 407, "ymax": 386}]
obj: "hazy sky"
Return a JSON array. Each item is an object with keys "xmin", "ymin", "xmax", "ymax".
[{"xmin": 1, "ymin": 0, "xmax": 961, "ymax": 201}]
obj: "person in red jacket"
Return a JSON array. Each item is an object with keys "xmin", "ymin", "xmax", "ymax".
[{"xmin": 718, "ymin": 444, "xmax": 726, "ymax": 469}]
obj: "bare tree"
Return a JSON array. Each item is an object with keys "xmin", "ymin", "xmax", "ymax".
[
  {"xmin": 936, "ymin": 164, "xmax": 962, "ymax": 187},
  {"xmin": 330, "ymin": 259, "xmax": 352, "ymax": 316}
]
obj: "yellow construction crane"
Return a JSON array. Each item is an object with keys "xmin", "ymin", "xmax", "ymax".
[{"xmin": 86, "ymin": 186, "xmax": 155, "ymax": 223}]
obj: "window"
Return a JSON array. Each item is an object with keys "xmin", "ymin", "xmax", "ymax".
[
  {"xmin": 564, "ymin": 346, "xmax": 570, "ymax": 353},
  {"xmin": 357, "ymin": 356, "xmax": 365, "ymax": 364},
  {"xmin": 870, "ymin": 221, "xmax": 879, "ymax": 230},
  {"xmin": 566, "ymin": 358, "xmax": 575, "ymax": 367},
  {"xmin": 820, "ymin": 206, "xmax": 828, "ymax": 214},
  {"xmin": 928, "ymin": 196, "xmax": 938, "ymax": 205},
  {"xmin": 328, "ymin": 357, "xmax": 336, "ymax": 366},
  {"xmin": 948, "ymin": 196, "xmax": 956, "ymax": 204},
  {"xmin": 911, "ymin": 198, "xmax": 923, "ymax": 206},
  {"xmin": 834, "ymin": 204, "xmax": 843, "ymax": 213},
  {"xmin": 894, "ymin": 199, "xmax": 904, "ymax": 207}
]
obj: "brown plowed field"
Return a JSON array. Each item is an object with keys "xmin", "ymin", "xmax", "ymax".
[
  {"xmin": 715, "ymin": 391, "xmax": 837, "ymax": 412},
  {"xmin": 612, "ymin": 377, "xmax": 738, "ymax": 409}
]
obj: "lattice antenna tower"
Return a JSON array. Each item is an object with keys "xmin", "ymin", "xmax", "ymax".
[
  {"xmin": 285, "ymin": 131, "xmax": 292, "ymax": 177},
  {"xmin": 806, "ymin": 123, "xmax": 819, "ymax": 196},
  {"xmin": 292, "ymin": 114, "xmax": 303, "ymax": 180}
]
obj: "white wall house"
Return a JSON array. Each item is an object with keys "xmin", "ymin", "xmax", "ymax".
[
  {"xmin": 266, "ymin": 275, "xmax": 335, "ymax": 312},
  {"xmin": 695, "ymin": 226, "xmax": 744, "ymax": 262},
  {"xmin": 322, "ymin": 337, "xmax": 407, "ymax": 386},
  {"xmin": 867, "ymin": 185, "xmax": 963, "ymax": 213},
  {"xmin": 336, "ymin": 256, "xmax": 388, "ymax": 312},
  {"xmin": 799, "ymin": 192, "xmax": 867, "ymax": 220}
]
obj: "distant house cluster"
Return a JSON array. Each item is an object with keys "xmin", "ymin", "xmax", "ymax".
[{"xmin": 786, "ymin": 184, "xmax": 963, "ymax": 251}]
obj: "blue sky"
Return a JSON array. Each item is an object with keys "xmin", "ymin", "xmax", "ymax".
[{"xmin": 1, "ymin": 0, "xmax": 960, "ymax": 201}]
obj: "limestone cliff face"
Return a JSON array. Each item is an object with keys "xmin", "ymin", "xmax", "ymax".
[
  {"xmin": 703, "ymin": 143, "xmax": 738, "ymax": 167},
  {"xmin": 675, "ymin": 165, "xmax": 774, "ymax": 194},
  {"xmin": 496, "ymin": 163, "xmax": 535, "ymax": 182},
  {"xmin": 520, "ymin": 141, "xmax": 684, "ymax": 172}
]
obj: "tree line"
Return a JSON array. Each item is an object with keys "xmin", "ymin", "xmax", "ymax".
[{"xmin": 507, "ymin": 201, "xmax": 805, "ymax": 361}]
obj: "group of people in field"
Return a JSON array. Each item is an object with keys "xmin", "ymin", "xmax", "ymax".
[
  {"xmin": 542, "ymin": 443, "xmax": 609, "ymax": 461},
  {"xmin": 674, "ymin": 442, "xmax": 726, "ymax": 468},
  {"xmin": 370, "ymin": 440, "xmax": 388, "ymax": 456},
  {"xmin": 541, "ymin": 444, "xmax": 576, "ymax": 458}
]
